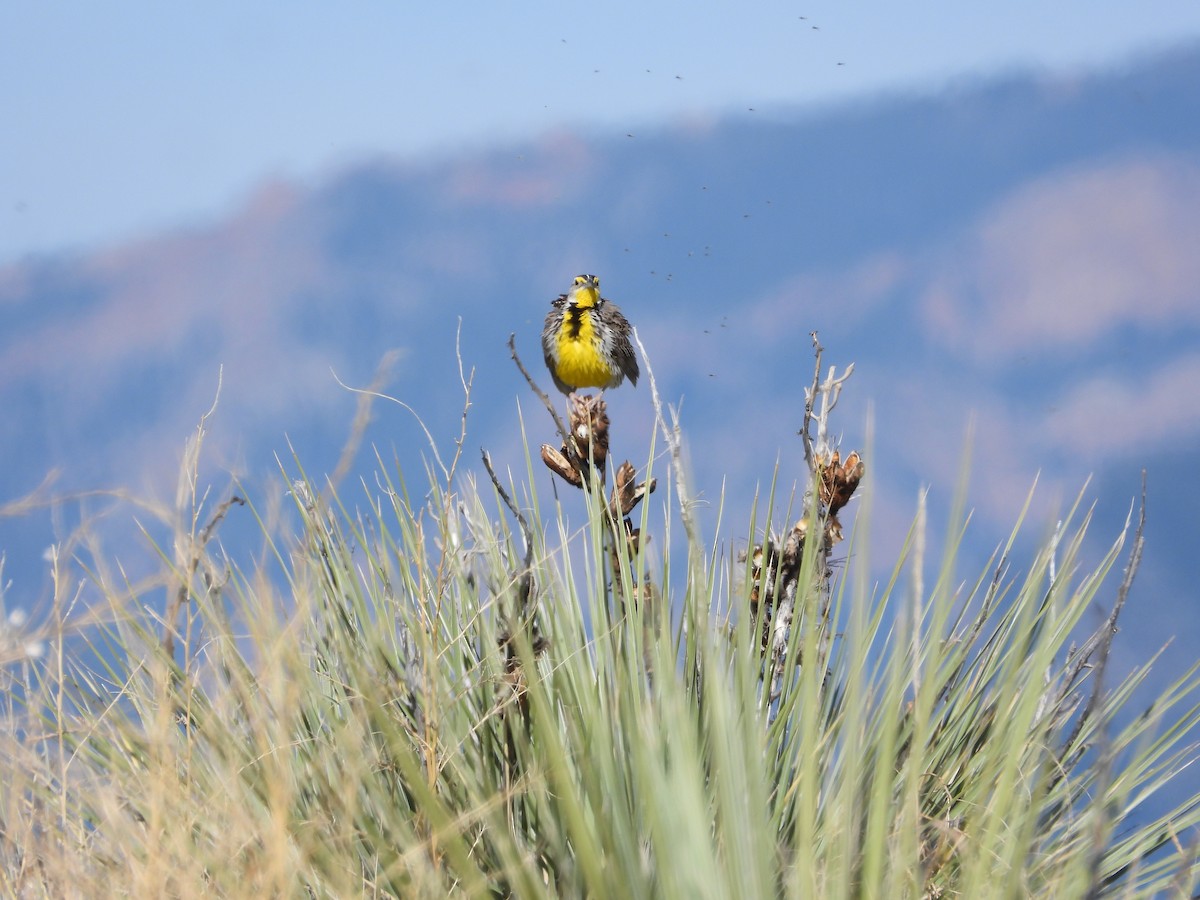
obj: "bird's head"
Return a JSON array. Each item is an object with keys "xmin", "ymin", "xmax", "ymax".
[{"xmin": 567, "ymin": 274, "xmax": 601, "ymax": 309}]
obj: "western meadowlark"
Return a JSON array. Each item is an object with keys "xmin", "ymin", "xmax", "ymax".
[{"xmin": 541, "ymin": 274, "xmax": 639, "ymax": 395}]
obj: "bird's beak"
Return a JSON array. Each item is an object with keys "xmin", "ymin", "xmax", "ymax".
[{"xmin": 570, "ymin": 275, "xmax": 600, "ymax": 305}]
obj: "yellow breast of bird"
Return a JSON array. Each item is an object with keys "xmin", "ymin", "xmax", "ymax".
[{"xmin": 555, "ymin": 309, "xmax": 613, "ymax": 388}]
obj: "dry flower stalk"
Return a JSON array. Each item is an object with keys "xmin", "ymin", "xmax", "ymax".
[{"xmin": 744, "ymin": 336, "xmax": 865, "ymax": 692}]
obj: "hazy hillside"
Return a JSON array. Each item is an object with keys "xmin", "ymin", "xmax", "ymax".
[{"xmin": 2, "ymin": 42, "xmax": 1199, "ymax": 691}]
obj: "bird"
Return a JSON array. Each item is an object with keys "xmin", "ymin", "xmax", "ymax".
[{"xmin": 541, "ymin": 274, "xmax": 639, "ymax": 395}]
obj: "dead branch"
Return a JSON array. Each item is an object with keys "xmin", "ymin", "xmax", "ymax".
[
  {"xmin": 508, "ymin": 333, "xmax": 580, "ymax": 472},
  {"xmin": 481, "ymin": 449, "xmax": 536, "ymax": 624}
]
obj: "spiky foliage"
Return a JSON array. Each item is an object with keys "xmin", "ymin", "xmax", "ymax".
[{"xmin": 0, "ymin": 350, "xmax": 1197, "ymax": 899}]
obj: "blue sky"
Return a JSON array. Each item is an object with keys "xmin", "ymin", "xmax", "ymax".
[{"xmin": 3, "ymin": 2, "xmax": 1200, "ymax": 265}]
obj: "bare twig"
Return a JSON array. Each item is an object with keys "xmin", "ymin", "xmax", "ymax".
[
  {"xmin": 448, "ymin": 319, "xmax": 477, "ymax": 484},
  {"xmin": 813, "ymin": 364, "xmax": 854, "ymax": 458},
  {"xmin": 328, "ymin": 349, "xmax": 403, "ymax": 497},
  {"xmin": 481, "ymin": 450, "xmax": 535, "ymax": 623},
  {"xmin": 634, "ymin": 328, "xmax": 702, "ymax": 566},
  {"xmin": 799, "ymin": 332, "xmax": 824, "ymax": 469},
  {"xmin": 332, "ymin": 362, "xmax": 452, "ymax": 484},
  {"xmin": 507, "ymin": 333, "xmax": 579, "ymax": 471},
  {"xmin": 757, "ymin": 338, "xmax": 861, "ymax": 715}
]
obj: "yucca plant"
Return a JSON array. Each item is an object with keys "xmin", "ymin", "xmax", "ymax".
[{"xmin": 0, "ymin": 341, "xmax": 1196, "ymax": 898}]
